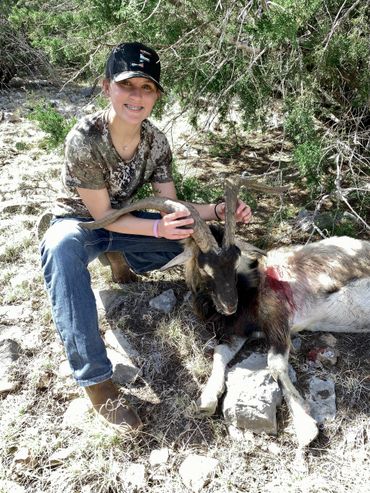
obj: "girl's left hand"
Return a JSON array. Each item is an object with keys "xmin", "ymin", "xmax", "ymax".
[{"xmin": 215, "ymin": 199, "xmax": 252, "ymax": 224}]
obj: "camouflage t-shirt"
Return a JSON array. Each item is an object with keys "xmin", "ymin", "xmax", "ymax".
[{"xmin": 52, "ymin": 109, "xmax": 173, "ymax": 218}]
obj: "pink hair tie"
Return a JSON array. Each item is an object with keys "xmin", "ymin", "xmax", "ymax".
[{"xmin": 153, "ymin": 219, "xmax": 160, "ymax": 238}]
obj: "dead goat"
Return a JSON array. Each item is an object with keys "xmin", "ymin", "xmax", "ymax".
[
  {"xmin": 80, "ymin": 179, "xmax": 370, "ymax": 446},
  {"xmin": 176, "ymin": 177, "xmax": 370, "ymax": 447}
]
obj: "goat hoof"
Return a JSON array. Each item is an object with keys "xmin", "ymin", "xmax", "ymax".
[
  {"xmin": 196, "ymin": 396, "xmax": 218, "ymax": 416},
  {"xmin": 294, "ymin": 413, "xmax": 319, "ymax": 447}
]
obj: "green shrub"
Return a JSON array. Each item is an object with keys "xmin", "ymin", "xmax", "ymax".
[
  {"xmin": 28, "ymin": 103, "xmax": 76, "ymax": 148},
  {"xmin": 293, "ymin": 140, "xmax": 323, "ymax": 189},
  {"xmin": 135, "ymin": 162, "xmax": 222, "ymax": 204}
]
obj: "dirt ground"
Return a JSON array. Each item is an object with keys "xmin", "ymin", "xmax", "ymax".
[{"xmin": 0, "ymin": 80, "xmax": 369, "ymax": 493}]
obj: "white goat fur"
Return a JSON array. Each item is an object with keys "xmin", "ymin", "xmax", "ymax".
[{"xmin": 197, "ymin": 236, "xmax": 370, "ymax": 447}]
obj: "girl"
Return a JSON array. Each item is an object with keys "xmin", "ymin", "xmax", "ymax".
[{"xmin": 40, "ymin": 42, "xmax": 252, "ymax": 433}]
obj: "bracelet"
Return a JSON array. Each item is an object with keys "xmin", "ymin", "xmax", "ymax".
[
  {"xmin": 153, "ymin": 219, "xmax": 160, "ymax": 238},
  {"xmin": 214, "ymin": 203, "xmax": 222, "ymax": 221}
]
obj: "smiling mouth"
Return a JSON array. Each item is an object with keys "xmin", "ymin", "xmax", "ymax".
[{"xmin": 125, "ymin": 104, "xmax": 143, "ymax": 111}]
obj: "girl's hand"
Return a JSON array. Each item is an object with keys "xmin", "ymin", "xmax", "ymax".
[
  {"xmin": 157, "ymin": 210, "xmax": 194, "ymax": 239},
  {"xmin": 215, "ymin": 199, "xmax": 252, "ymax": 224}
]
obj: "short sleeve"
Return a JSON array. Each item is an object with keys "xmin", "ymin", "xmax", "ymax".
[
  {"xmin": 150, "ymin": 132, "xmax": 173, "ymax": 183},
  {"xmin": 63, "ymin": 126, "xmax": 106, "ymax": 190}
]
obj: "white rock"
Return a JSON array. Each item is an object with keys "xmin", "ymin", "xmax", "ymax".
[
  {"xmin": 106, "ymin": 347, "xmax": 141, "ymax": 385},
  {"xmin": 0, "ymin": 480, "xmax": 26, "ymax": 493},
  {"xmin": 149, "ymin": 289, "xmax": 177, "ymax": 314},
  {"xmin": 13, "ymin": 447, "xmax": 32, "ymax": 464},
  {"xmin": 307, "ymin": 376, "xmax": 336, "ymax": 424},
  {"xmin": 223, "ymin": 353, "xmax": 282, "ymax": 435},
  {"xmin": 149, "ymin": 447, "xmax": 170, "ymax": 466},
  {"xmin": 179, "ymin": 454, "xmax": 219, "ymax": 492},
  {"xmin": 228, "ymin": 424, "xmax": 245, "ymax": 442},
  {"xmin": 0, "ymin": 378, "xmax": 19, "ymax": 394},
  {"xmin": 58, "ymin": 360, "xmax": 73, "ymax": 378},
  {"xmin": 104, "ymin": 329, "xmax": 139, "ymax": 358},
  {"xmin": 0, "ymin": 304, "xmax": 32, "ymax": 321},
  {"xmin": 48, "ymin": 446, "xmax": 75, "ymax": 466},
  {"xmin": 93, "ymin": 289, "xmax": 124, "ymax": 315},
  {"xmin": 62, "ymin": 397, "xmax": 91, "ymax": 428},
  {"xmin": 125, "ymin": 462, "xmax": 146, "ymax": 489}
]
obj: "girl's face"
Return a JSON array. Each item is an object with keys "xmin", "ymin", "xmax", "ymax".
[{"xmin": 103, "ymin": 77, "xmax": 160, "ymax": 126}]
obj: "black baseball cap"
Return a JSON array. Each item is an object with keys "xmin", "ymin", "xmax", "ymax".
[{"xmin": 105, "ymin": 42, "xmax": 164, "ymax": 92}]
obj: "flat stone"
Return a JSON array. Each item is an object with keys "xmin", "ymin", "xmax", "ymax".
[
  {"xmin": 149, "ymin": 289, "xmax": 177, "ymax": 314},
  {"xmin": 0, "ymin": 339, "xmax": 21, "ymax": 393},
  {"xmin": 93, "ymin": 289, "xmax": 124, "ymax": 316},
  {"xmin": 223, "ymin": 353, "xmax": 282, "ymax": 435},
  {"xmin": 58, "ymin": 360, "xmax": 73, "ymax": 378},
  {"xmin": 0, "ymin": 480, "xmax": 26, "ymax": 493},
  {"xmin": 62, "ymin": 398, "xmax": 91, "ymax": 428},
  {"xmin": 124, "ymin": 463, "xmax": 146, "ymax": 489},
  {"xmin": 104, "ymin": 329, "xmax": 139, "ymax": 359},
  {"xmin": 0, "ymin": 378, "xmax": 19, "ymax": 394},
  {"xmin": 179, "ymin": 454, "xmax": 219, "ymax": 492},
  {"xmin": 149, "ymin": 447, "xmax": 170, "ymax": 466},
  {"xmin": 48, "ymin": 446, "xmax": 75, "ymax": 466},
  {"xmin": 0, "ymin": 305, "xmax": 32, "ymax": 322},
  {"xmin": 307, "ymin": 376, "xmax": 336, "ymax": 424},
  {"xmin": 106, "ymin": 347, "xmax": 141, "ymax": 385}
]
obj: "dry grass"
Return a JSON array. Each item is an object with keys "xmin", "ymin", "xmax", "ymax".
[{"xmin": 0, "ymin": 82, "xmax": 369, "ymax": 493}]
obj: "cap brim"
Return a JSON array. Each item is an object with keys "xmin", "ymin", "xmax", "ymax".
[{"xmin": 113, "ymin": 71, "xmax": 164, "ymax": 93}]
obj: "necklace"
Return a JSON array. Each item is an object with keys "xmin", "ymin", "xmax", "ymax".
[{"xmin": 121, "ymin": 130, "xmax": 141, "ymax": 151}]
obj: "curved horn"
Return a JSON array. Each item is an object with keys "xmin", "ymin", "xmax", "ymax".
[
  {"xmin": 79, "ymin": 197, "xmax": 220, "ymax": 253},
  {"xmin": 222, "ymin": 175, "xmax": 289, "ymax": 249}
]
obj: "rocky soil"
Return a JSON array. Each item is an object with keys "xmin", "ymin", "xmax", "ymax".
[{"xmin": 0, "ymin": 79, "xmax": 369, "ymax": 493}]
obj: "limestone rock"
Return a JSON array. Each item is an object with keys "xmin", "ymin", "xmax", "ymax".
[
  {"xmin": 149, "ymin": 289, "xmax": 177, "ymax": 314},
  {"xmin": 58, "ymin": 360, "xmax": 73, "ymax": 378},
  {"xmin": 149, "ymin": 447, "xmax": 170, "ymax": 467},
  {"xmin": 0, "ymin": 480, "xmax": 25, "ymax": 493},
  {"xmin": 0, "ymin": 304, "xmax": 32, "ymax": 322},
  {"xmin": 62, "ymin": 397, "xmax": 91, "ymax": 428},
  {"xmin": 307, "ymin": 376, "xmax": 336, "ymax": 424},
  {"xmin": 0, "ymin": 339, "xmax": 21, "ymax": 394},
  {"xmin": 223, "ymin": 353, "xmax": 282, "ymax": 435},
  {"xmin": 48, "ymin": 447, "xmax": 75, "ymax": 466},
  {"xmin": 94, "ymin": 289, "xmax": 125, "ymax": 317},
  {"xmin": 106, "ymin": 347, "xmax": 141, "ymax": 385},
  {"xmin": 124, "ymin": 462, "xmax": 146, "ymax": 489},
  {"xmin": 104, "ymin": 329, "xmax": 139, "ymax": 359},
  {"xmin": 179, "ymin": 454, "xmax": 219, "ymax": 492}
]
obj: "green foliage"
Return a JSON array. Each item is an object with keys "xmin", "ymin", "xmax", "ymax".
[
  {"xmin": 284, "ymin": 95, "xmax": 326, "ymax": 189},
  {"xmin": 293, "ymin": 140, "xmax": 323, "ymax": 189},
  {"xmin": 28, "ymin": 102, "xmax": 76, "ymax": 148},
  {"xmin": 173, "ymin": 170, "xmax": 222, "ymax": 203},
  {"xmin": 3, "ymin": 0, "xmax": 369, "ymax": 219},
  {"xmin": 135, "ymin": 161, "xmax": 222, "ymax": 204}
]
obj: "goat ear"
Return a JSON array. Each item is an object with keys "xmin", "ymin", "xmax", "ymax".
[{"xmin": 159, "ymin": 250, "xmax": 193, "ymax": 271}]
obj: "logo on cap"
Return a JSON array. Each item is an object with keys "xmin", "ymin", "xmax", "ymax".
[{"xmin": 132, "ymin": 50, "xmax": 151, "ymax": 69}]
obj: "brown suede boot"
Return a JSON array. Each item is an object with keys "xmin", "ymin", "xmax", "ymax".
[
  {"xmin": 85, "ymin": 379, "xmax": 142, "ymax": 432},
  {"xmin": 99, "ymin": 252, "xmax": 138, "ymax": 284}
]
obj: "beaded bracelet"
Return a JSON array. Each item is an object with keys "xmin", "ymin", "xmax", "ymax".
[{"xmin": 153, "ymin": 219, "xmax": 160, "ymax": 238}]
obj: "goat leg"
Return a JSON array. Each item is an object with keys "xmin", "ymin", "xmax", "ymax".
[
  {"xmin": 268, "ymin": 349, "xmax": 318, "ymax": 447},
  {"xmin": 197, "ymin": 336, "xmax": 247, "ymax": 416}
]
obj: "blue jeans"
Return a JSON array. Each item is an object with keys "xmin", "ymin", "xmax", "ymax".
[{"xmin": 39, "ymin": 212, "xmax": 183, "ymax": 387}]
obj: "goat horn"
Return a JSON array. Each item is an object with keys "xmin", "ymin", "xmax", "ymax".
[
  {"xmin": 79, "ymin": 197, "xmax": 220, "ymax": 253},
  {"xmin": 222, "ymin": 176, "xmax": 289, "ymax": 249}
]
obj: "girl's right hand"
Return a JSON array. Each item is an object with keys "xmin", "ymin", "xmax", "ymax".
[{"xmin": 158, "ymin": 210, "xmax": 194, "ymax": 240}]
